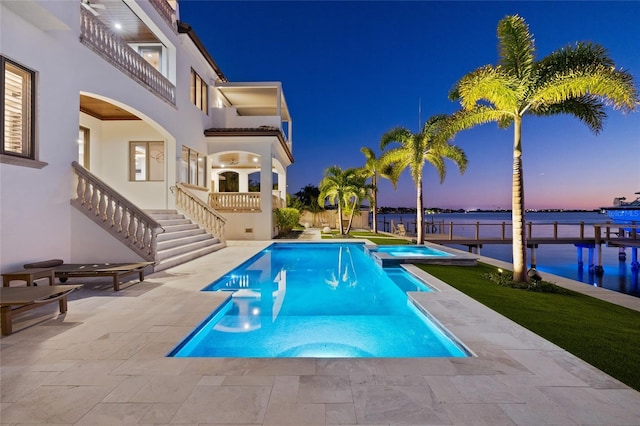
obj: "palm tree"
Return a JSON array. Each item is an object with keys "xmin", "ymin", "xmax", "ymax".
[
  {"xmin": 379, "ymin": 114, "xmax": 468, "ymax": 244},
  {"xmin": 318, "ymin": 166, "xmax": 367, "ymax": 235},
  {"xmin": 449, "ymin": 15, "xmax": 638, "ymax": 282},
  {"xmin": 342, "ymin": 170, "xmax": 372, "ymax": 235},
  {"xmin": 360, "ymin": 147, "xmax": 402, "ymax": 233}
]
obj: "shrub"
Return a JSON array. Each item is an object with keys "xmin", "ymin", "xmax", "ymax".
[
  {"xmin": 483, "ymin": 271, "xmax": 568, "ymax": 294},
  {"xmin": 274, "ymin": 208, "xmax": 301, "ymax": 234}
]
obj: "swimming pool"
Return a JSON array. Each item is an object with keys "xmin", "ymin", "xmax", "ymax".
[
  {"xmin": 366, "ymin": 243, "xmax": 478, "ymax": 267},
  {"xmin": 168, "ymin": 243, "xmax": 469, "ymax": 358}
]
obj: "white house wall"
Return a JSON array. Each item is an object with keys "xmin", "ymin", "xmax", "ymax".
[
  {"xmin": 99, "ymin": 121, "xmax": 167, "ymax": 209},
  {"xmin": 1, "ymin": 5, "xmax": 80, "ymax": 268},
  {"xmin": 224, "ymin": 213, "xmax": 274, "ymax": 240},
  {"xmin": 70, "ymin": 208, "xmax": 144, "ymax": 263}
]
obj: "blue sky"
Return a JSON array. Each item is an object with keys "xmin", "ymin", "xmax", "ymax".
[{"xmin": 179, "ymin": 0, "xmax": 640, "ymax": 210}]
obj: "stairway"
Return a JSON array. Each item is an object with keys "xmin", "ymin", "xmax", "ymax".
[{"xmin": 146, "ymin": 210, "xmax": 226, "ymax": 272}]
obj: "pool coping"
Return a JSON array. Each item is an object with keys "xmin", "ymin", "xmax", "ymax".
[{"xmin": 365, "ymin": 241, "xmax": 480, "ymax": 266}]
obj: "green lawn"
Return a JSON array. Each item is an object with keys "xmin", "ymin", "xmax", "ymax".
[
  {"xmin": 320, "ymin": 230, "xmax": 412, "ymax": 246},
  {"xmin": 420, "ymin": 263, "xmax": 640, "ymax": 392}
]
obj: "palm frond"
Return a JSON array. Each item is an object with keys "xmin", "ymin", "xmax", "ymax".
[
  {"xmin": 448, "ymin": 106, "xmax": 511, "ymax": 134},
  {"xmin": 443, "ymin": 144, "xmax": 469, "ymax": 175},
  {"xmin": 380, "ymin": 127, "xmax": 413, "ymax": 150},
  {"xmin": 424, "ymin": 152, "xmax": 446, "ymax": 183},
  {"xmin": 378, "ymin": 147, "xmax": 411, "ymax": 172},
  {"xmin": 538, "ymin": 42, "xmax": 614, "ymax": 84},
  {"xmin": 532, "ymin": 66, "xmax": 638, "ymax": 114},
  {"xmin": 532, "ymin": 95, "xmax": 607, "ymax": 133},
  {"xmin": 455, "ymin": 65, "xmax": 521, "ymax": 111},
  {"xmin": 497, "ymin": 15, "xmax": 536, "ymax": 81},
  {"xmin": 379, "ymin": 162, "xmax": 402, "ymax": 189}
]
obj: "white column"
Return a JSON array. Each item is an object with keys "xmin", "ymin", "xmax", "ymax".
[
  {"xmin": 238, "ymin": 170, "xmax": 249, "ymax": 193},
  {"xmin": 278, "ymin": 172, "xmax": 287, "ymax": 207}
]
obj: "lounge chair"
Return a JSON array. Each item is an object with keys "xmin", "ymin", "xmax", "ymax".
[
  {"xmin": 0, "ymin": 284, "xmax": 82, "ymax": 335},
  {"xmin": 394, "ymin": 223, "xmax": 407, "ymax": 237},
  {"xmin": 24, "ymin": 261, "xmax": 153, "ymax": 291}
]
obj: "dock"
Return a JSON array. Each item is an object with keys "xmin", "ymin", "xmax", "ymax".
[{"xmin": 407, "ymin": 220, "xmax": 640, "ymax": 273}]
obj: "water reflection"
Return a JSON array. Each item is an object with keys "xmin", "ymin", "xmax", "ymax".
[{"xmin": 324, "ymin": 245, "xmax": 358, "ymax": 289}]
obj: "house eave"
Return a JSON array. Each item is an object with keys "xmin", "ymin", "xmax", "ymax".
[{"xmin": 205, "ymin": 127, "xmax": 294, "ymax": 164}]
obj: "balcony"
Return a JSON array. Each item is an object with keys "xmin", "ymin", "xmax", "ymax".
[
  {"xmin": 79, "ymin": 3, "xmax": 176, "ymax": 105},
  {"xmin": 211, "ymin": 82, "xmax": 293, "ymax": 152}
]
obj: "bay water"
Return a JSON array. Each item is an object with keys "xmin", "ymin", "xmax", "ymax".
[{"xmin": 373, "ymin": 211, "xmax": 639, "ymax": 298}]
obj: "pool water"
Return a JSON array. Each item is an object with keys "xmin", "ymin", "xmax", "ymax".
[
  {"xmin": 375, "ymin": 245, "xmax": 453, "ymax": 257},
  {"xmin": 168, "ymin": 243, "xmax": 468, "ymax": 358}
]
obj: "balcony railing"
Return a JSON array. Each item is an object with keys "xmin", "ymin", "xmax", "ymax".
[
  {"xmin": 79, "ymin": 7, "xmax": 175, "ymax": 105},
  {"xmin": 149, "ymin": 0, "xmax": 176, "ymax": 31},
  {"xmin": 209, "ymin": 192, "xmax": 261, "ymax": 212}
]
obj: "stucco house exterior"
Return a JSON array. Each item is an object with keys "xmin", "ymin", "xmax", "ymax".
[{"xmin": 0, "ymin": 0, "xmax": 293, "ymax": 273}]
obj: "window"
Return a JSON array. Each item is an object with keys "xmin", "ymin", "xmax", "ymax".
[
  {"xmin": 78, "ymin": 126, "xmax": 90, "ymax": 169},
  {"xmin": 2, "ymin": 56, "xmax": 35, "ymax": 159},
  {"xmin": 180, "ymin": 146, "xmax": 207, "ymax": 187},
  {"xmin": 129, "ymin": 141, "xmax": 164, "ymax": 181},
  {"xmin": 190, "ymin": 68, "xmax": 208, "ymax": 114},
  {"xmin": 138, "ymin": 45, "xmax": 163, "ymax": 73}
]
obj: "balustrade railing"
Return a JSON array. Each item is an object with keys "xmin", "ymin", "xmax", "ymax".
[
  {"xmin": 173, "ymin": 184, "xmax": 226, "ymax": 242},
  {"xmin": 71, "ymin": 161, "xmax": 162, "ymax": 261},
  {"xmin": 79, "ymin": 7, "xmax": 176, "ymax": 105},
  {"xmin": 209, "ymin": 192, "xmax": 261, "ymax": 211},
  {"xmin": 149, "ymin": 0, "xmax": 176, "ymax": 31},
  {"xmin": 272, "ymin": 194, "xmax": 286, "ymax": 209}
]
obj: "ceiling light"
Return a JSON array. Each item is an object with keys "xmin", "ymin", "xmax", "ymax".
[{"xmin": 114, "ymin": 23, "xmax": 122, "ymax": 30}]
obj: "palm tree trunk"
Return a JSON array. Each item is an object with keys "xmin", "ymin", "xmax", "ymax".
[
  {"xmin": 346, "ymin": 199, "xmax": 357, "ymax": 234},
  {"xmin": 512, "ymin": 116, "xmax": 528, "ymax": 282},
  {"xmin": 372, "ymin": 174, "xmax": 378, "ymax": 233},
  {"xmin": 338, "ymin": 204, "xmax": 345, "ymax": 235},
  {"xmin": 416, "ymin": 176, "xmax": 424, "ymax": 244}
]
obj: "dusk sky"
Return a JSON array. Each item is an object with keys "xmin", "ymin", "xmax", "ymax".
[{"xmin": 180, "ymin": 0, "xmax": 640, "ymax": 210}]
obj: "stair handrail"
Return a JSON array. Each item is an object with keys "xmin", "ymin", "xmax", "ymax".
[
  {"xmin": 71, "ymin": 161, "xmax": 163, "ymax": 261},
  {"xmin": 171, "ymin": 183, "xmax": 227, "ymax": 243}
]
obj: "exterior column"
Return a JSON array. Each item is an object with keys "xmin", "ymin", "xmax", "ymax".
[
  {"xmin": 260, "ymin": 152, "xmax": 273, "ymax": 238},
  {"xmin": 238, "ymin": 170, "xmax": 249, "ymax": 193}
]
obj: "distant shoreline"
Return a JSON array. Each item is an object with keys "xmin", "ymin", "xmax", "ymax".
[{"xmin": 376, "ymin": 207, "xmax": 602, "ymax": 214}]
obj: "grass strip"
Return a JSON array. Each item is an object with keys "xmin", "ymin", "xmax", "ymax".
[
  {"xmin": 420, "ymin": 263, "xmax": 640, "ymax": 391},
  {"xmin": 320, "ymin": 230, "xmax": 412, "ymax": 246}
]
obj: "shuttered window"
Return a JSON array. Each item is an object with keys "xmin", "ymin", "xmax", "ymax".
[{"xmin": 2, "ymin": 57, "xmax": 35, "ymax": 158}]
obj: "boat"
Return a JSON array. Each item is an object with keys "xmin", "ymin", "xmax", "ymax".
[{"xmin": 601, "ymin": 192, "xmax": 640, "ymax": 225}]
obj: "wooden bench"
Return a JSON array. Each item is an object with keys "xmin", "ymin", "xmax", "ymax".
[
  {"xmin": 53, "ymin": 262, "xmax": 154, "ymax": 291},
  {"xmin": 2, "ymin": 268, "xmax": 56, "ymax": 287},
  {"xmin": 0, "ymin": 285, "xmax": 83, "ymax": 335}
]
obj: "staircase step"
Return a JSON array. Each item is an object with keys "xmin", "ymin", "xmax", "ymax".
[
  {"xmin": 143, "ymin": 209, "xmax": 226, "ymax": 271},
  {"xmin": 157, "ymin": 233, "xmax": 213, "ymax": 250},
  {"xmin": 156, "ymin": 218, "xmax": 192, "ymax": 226},
  {"xmin": 157, "ymin": 228, "xmax": 206, "ymax": 242},
  {"xmin": 160, "ymin": 223, "xmax": 200, "ymax": 233},
  {"xmin": 156, "ymin": 238, "xmax": 221, "ymax": 261},
  {"xmin": 154, "ymin": 242, "xmax": 226, "ymax": 272}
]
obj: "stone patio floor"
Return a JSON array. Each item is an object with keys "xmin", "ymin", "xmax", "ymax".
[{"xmin": 1, "ymin": 235, "xmax": 639, "ymax": 425}]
